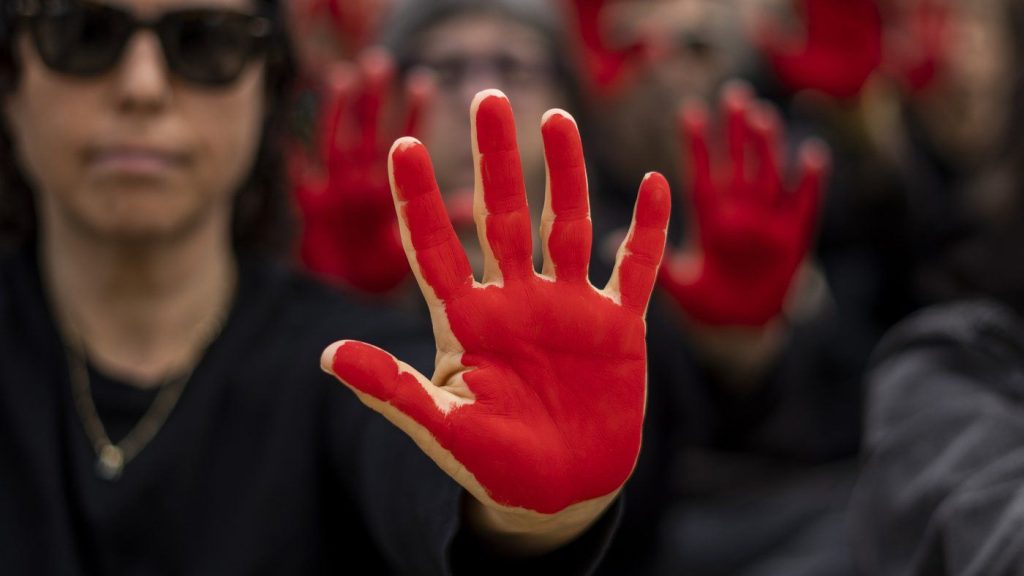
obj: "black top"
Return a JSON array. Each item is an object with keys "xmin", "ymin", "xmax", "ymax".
[
  {"xmin": 0, "ymin": 246, "xmax": 617, "ymax": 575},
  {"xmin": 851, "ymin": 299, "xmax": 1024, "ymax": 575}
]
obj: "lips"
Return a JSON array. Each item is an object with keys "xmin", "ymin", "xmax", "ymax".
[{"xmin": 86, "ymin": 146, "xmax": 189, "ymax": 178}]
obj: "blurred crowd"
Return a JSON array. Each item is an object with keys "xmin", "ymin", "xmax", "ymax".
[
  {"xmin": 281, "ymin": 0, "xmax": 1024, "ymax": 574},
  {"xmin": 2, "ymin": 0, "xmax": 1022, "ymax": 573}
]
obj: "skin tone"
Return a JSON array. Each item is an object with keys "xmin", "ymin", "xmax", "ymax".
[
  {"xmin": 411, "ymin": 11, "xmax": 568, "ymax": 273},
  {"xmin": 4, "ymin": 0, "xmax": 265, "ymax": 385},
  {"xmin": 911, "ymin": 0, "xmax": 1013, "ymax": 172},
  {"xmin": 4, "ymin": 0, "xmax": 610, "ymax": 554}
]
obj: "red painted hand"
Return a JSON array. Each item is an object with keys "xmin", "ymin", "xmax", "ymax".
[
  {"xmin": 881, "ymin": 0, "xmax": 949, "ymax": 94},
  {"xmin": 292, "ymin": 51, "xmax": 432, "ymax": 294},
  {"xmin": 561, "ymin": 0, "xmax": 651, "ymax": 97},
  {"xmin": 659, "ymin": 84, "xmax": 828, "ymax": 327},
  {"xmin": 760, "ymin": 0, "xmax": 883, "ymax": 100},
  {"xmin": 322, "ymin": 91, "xmax": 671, "ymax": 517},
  {"xmin": 326, "ymin": 0, "xmax": 393, "ymax": 56}
]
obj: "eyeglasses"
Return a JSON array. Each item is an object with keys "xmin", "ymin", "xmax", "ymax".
[
  {"xmin": 411, "ymin": 54, "xmax": 555, "ymax": 93},
  {"xmin": 13, "ymin": 0, "xmax": 274, "ymax": 87}
]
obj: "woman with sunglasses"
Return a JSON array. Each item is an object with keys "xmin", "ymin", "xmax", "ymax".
[{"xmin": 0, "ymin": 0, "xmax": 672, "ymax": 573}]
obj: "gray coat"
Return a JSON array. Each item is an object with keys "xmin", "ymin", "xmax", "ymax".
[{"xmin": 852, "ymin": 300, "xmax": 1024, "ymax": 575}]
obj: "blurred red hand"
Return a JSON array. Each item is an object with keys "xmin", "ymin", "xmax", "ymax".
[
  {"xmin": 659, "ymin": 84, "xmax": 828, "ymax": 327},
  {"xmin": 760, "ymin": 0, "xmax": 883, "ymax": 100},
  {"xmin": 882, "ymin": 0, "xmax": 949, "ymax": 94},
  {"xmin": 291, "ymin": 51, "xmax": 431, "ymax": 294},
  {"xmin": 326, "ymin": 0, "xmax": 392, "ymax": 56},
  {"xmin": 322, "ymin": 91, "xmax": 671, "ymax": 515},
  {"xmin": 561, "ymin": 0, "xmax": 650, "ymax": 97}
]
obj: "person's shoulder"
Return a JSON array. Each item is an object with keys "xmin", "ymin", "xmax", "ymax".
[
  {"xmin": 866, "ymin": 299, "xmax": 1024, "ymax": 432},
  {"xmin": 874, "ymin": 299, "xmax": 1024, "ymax": 367}
]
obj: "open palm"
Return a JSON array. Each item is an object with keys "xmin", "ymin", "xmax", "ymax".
[
  {"xmin": 322, "ymin": 90, "xmax": 670, "ymax": 516},
  {"xmin": 659, "ymin": 84, "xmax": 827, "ymax": 327}
]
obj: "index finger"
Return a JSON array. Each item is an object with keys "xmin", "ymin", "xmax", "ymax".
[{"xmin": 389, "ymin": 138, "xmax": 474, "ymax": 303}]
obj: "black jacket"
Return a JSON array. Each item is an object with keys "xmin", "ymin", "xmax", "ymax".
[{"xmin": 0, "ymin": 246, "xmax": 616, "ymax": 575}]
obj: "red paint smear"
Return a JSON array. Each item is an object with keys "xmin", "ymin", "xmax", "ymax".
[
  {"xmin": 291, "ymin": 54, "xmax": 426, "ymax": 294},
  {"xmin": 760, "ymin": 0, "xmax": 883, "ymax": 100},
  {"xmin": 391, "ymin": 141, "xmax": 474, "ymax": 302},
  {"xmin": 475, "ymin": 96, "xmax": 534, "ymax": 281},
  {"xmin": 618, "ymin": 174, "xmax": 672, "ymax": 313},
  {"xmin": 331, "ymin": 104, "xmax": 673, "ymax": 513},
  {"xmin": 659, "ymin": 93, "xmax": 826, "ymax": 326},
  {"xmin": 332, "ymin": 280, "xmax": 649, "ymax": 514},
  {"xmin": 542, "ymin": 113, "xmax": 592, "ymax": 283}
]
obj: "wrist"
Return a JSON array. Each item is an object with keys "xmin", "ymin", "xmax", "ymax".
[{"xmin": 461, "ymin": 491, "xmax": 618, "ymax": 556}]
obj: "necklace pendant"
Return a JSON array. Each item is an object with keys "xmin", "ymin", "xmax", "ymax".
[{"xmin": 96, "ymin": 445, "xmax": 125, "ymax": 480}]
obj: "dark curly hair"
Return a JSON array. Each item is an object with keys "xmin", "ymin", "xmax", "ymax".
[{"xmin": 0, "ymin": 0, "xmax": 298, "ymax": 256}]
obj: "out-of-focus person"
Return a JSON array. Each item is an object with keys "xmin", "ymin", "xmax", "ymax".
[
  {"xmin": 383, "ymin": 0, "xmax": 579, "ymax": 273},
  {"xmin": 0, "ymin": 0, "xmax": 671, "ymax": 571},
  {"xmin": 849, "ymin": 3, "xmax": 1024, "ymax": 571}
]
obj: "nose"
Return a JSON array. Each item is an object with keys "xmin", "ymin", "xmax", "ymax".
[{"xmin": 112, "ymin": 31, "xmax": 173, "ymax": 114}]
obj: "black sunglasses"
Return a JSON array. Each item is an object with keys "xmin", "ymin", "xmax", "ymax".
[{"xmin": 13, "ymin": 0, "xmax": 274, "ymax": 87}]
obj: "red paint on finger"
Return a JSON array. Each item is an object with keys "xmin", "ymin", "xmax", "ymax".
[
  {"xmin": 542, "ymin": 111, "xmax": 591, "ymax": 283},
  {"xmin": 615, "ymin": 173, "xmax": 671, "ymax": 312},
  {"xmin": 474, "ymin": 94, "xmax": 534, "ymax": 281},
  {"xmin": 327, "ymin": 340, "xmax": 446, "ymax": 444},
  {"xmin": 391, "ymin": 140, "xmax": 474, "ymax": 301},
  {"xmin": 328, "ymin": 97, "xmax": 661, "ymax": 513}
]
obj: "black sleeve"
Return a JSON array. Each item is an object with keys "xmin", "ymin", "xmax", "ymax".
[
  {"xmin": 850, "ymin": 300, "xmax": 1024, "ymax": 576},
  {"xmin": 450, "ymin": 496, "xmax": 622, "ymax": 576}
]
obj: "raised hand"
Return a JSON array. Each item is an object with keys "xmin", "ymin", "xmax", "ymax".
[
  {"xmin": 326, "ymin": 0, "xmax": 393, "ymax": 57},
  {"xmin": 759, "ymin": 0, "xmax": 884, "ymax": 100},
  {"xmin": 291, "ymin": 51, "xmax": 432, "ymax": 294},
  {"xmin": 659, "ymin": 84, "xmax": 828, "ymax": 327},
  {"xmin": 561, "ymin": 0, "xmax": 652, "ymax": 97},
  {"xmin": 881, "ymin": 0, "xmax": 949, "ymax": 94},
  {"xmin": 322, "ymin": 90, "xmax": 670, "ymax": 534}
]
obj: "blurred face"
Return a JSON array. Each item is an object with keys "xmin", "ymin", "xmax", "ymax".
[
  {"xmin": 913, "ymin": 0, "xmax": 1013, "ymax": 169},
  {"xmin": 596, "ymin": 0, "xmax": 752, "ymax": 188},
  {"xmin": 410, "ymin": 12, "xmax": 567, "ymax": 271},
  {"xmin": 4, "ymin": 0, "xmax": 267, "ymax": 247}
]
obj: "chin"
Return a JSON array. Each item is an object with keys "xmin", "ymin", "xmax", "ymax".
[{"xmin": 76, "ymin": 198, "xmax": 220, "ymax": 248}]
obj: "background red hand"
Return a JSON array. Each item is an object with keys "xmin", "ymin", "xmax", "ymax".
[
  {"xmin": 326, "ymin": 0, "xmax": 393, "ymax": 57},
  {"xmin": 760, "ymin": 0, "xmax": 884, "ymax": 100},
  {"xmin": 322, "ymin": 91, "xmax": 671, "ymax": 517},
  {"xmin": 881, "ymin": 0, "xmax": 949, "ymax": 94},
  {"xmin": 659, "ymin": 84, "xmax": 828, "ymax": 327},
  {"xmin": 561, "ymin": 0, "xmax": 651, "ymax": 97},
  {"xmin": 291, "ymin": 51, "xmax": 432, "ymax": 294}
]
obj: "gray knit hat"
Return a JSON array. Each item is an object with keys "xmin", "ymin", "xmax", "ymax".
[{"xmin": 380, "ymin": 0, "xmax": 572, "ymax": 83}]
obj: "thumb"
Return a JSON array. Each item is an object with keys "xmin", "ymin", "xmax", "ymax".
[{"xmin": 321, "ymin": 340, "xmax": 460, "ymax": 440}]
